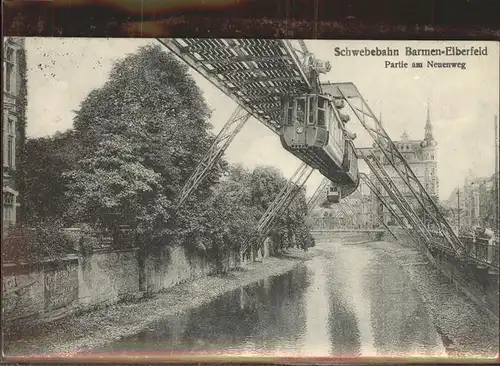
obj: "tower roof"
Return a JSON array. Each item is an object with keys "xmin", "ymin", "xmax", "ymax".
[{"xmin": 424, "ymin": 101, "xmax": 434, "ymax": 141}]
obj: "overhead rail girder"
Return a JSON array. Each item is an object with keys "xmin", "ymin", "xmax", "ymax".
[
  {"xmin": 177, "ymin": 106, "xmax": 251, "ymax": 208},
  {"xmin": 157, "ymin": 38, "xmax": 314, "ymax": 135},
  {"xmin": 329, "ymin": 82, "xmax": 465, "ymax": 257}
]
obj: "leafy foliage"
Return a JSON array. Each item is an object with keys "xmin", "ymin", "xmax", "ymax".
[
  {"xmin": 64, "ymin": 44, "xmax": 223, "ymax": 247},
  {"xmin": 3, "ymin": 218, "xmax": 75, "ymax": 263},
  {"xmin": 18, "ymin": 131, "xmax": 78, "ymax": 224},
  {"xmin": 19, "ymin": 44, "xmax": 314, "ymax": 264}
]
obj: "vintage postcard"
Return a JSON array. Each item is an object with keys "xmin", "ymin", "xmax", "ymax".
[{"xmin": 2, "ymin": 37, "xmax": 499, "ymax": 362}]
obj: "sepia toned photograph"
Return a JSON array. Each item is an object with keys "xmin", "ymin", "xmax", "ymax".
[{"xmin": 2, "ymin": 37, "xmax": 499, "ymax": 362}]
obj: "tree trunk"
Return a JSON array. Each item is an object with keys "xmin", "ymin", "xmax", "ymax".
[{"xmin": 137, "ymin": 241, "xmax": 147, "ymax": 293}]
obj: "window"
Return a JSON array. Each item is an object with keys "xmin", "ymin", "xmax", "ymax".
[
  {"xmin": 296, "ymin": 98, "xmax": 306, "ymax": 124},
  {"xmin": 2, "ymin": 192, "xmax": 15, "ymax": 225},
  {"xmin": 285, "ymin": 100, "xmax": 293, "ymax": 126},
  {"xmin": 317, "ymin": 96, "xmax": 326, "ymax": 127},
  {"xmin": 7, "ymin": 137, "xmax": 13, "ymax": 167},
  {"xmin": 4, "ymin": 47, "xmax": 14, "ymax": 94},
  {"xmin": 336, "ymin": 119, "xmax": 342, "ymax": 143},
  {"xmin": 308, "ymin": 95, "xmax": 315, "ymax": 126},
  {"xmin": 3, "ymin": 192, "xmax": 13, "ymax": 206},
  {"xmin": 329, "ymin": 107, "xmax": 334, "ymax": 129},
  {"xmin": 6, "ymin": 117, "xmax": 15, "ymax": 168}
]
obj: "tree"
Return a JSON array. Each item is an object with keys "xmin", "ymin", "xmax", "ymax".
[
  {"xmin": 17, "ymin": 130, "xmax": 78, "ymax": 224},
  {"xmin": 248, "ymin": 166, "xmax": 286, "ymax": 212},
  {"xmin": 245, "ymin": 165, "xmax": 313, "ymax": 251},
  {"xmin": 65, "ymin": 44, "xmax": 224, "ymax": 248}
]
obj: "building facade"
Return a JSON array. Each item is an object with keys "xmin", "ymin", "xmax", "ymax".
[
  {"xmin": 446, "ymin": 172, "xmax": 498, "ymax": 232},
  {"xmin": 369, "ymin": 107, "xmax": 439, "ymax": 226},
  {"xmin": 3, "ymin": 37, "xmax": 25, "ymax": 229}
]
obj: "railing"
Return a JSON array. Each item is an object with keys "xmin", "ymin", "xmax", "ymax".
[
  {"xmin": 459, "ymin": 235, "xmax": 499, "ymax": 269},
  {"xmin": 418, "ymin": 229, "xmax": 499, "ymax": 271}
]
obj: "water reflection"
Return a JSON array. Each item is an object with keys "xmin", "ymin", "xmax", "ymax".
[
  {"xmin": 92, "ymin": 241, "xmax": 446, "ymax": 358},
  {"xmin": 365, "ymin": 254, "xmax": 445, "ymax": 356},
  {"xmin": 300, "ymin": 259, "xmax": 330, "ymax": 356}
]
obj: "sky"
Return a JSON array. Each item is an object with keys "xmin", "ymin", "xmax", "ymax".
[{"xmin": 25, "ymin": 38, "xmax": 499, "ymax": 200}]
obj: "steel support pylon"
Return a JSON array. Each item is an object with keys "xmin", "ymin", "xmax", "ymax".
[
  {"xmin": 177, "ymin": 106, "xmax": 251, "ymax": 208},
  {"xmin": 328, "ymin": 82, "xmax": 465, "ymax": 256},
  {"xmin": 360, "ymin": 173, "xmax": 425, "ymax": 247},
  {"xmin": 241, "ymin": 163, "xmax": 314, "ymax": 255},
  {"xmin": 360, "ymin": 151, "xmax": 438, "ymax": 256},
  {"xmin": 307, "ymin": 178, "xmax": 330, "ymax": 215}
]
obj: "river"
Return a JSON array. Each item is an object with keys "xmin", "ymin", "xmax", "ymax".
[{"xmin": 89, "ymin": 240, "xmax": 447, "ymax": 358}]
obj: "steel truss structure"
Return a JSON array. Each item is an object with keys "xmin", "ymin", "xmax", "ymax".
[
  {"xmin": 326, "ymin": 82, "xmax": 465, "ymax": 257},
  {"xmin": 360, "ymin": 151, "xmax": 444, "ymax": 263},
  {"xmin": 240, "ymin": 163, "xmax": 314, "ymax": 255},
  {"xmin": 157, "ymin": 38, "xmax": 313, "ymax": 135},
  {"xmin": 159, "ymin": 38, "xmax": 326, "ymax": 256},
  {"xmin": 337, "ymin": 201, "xmax": 357, "ymax": 228},
  {"xmin": 307, "ymin": 184, "xmax": 363, "ymax": 230},
  {"xmin": 306, "ymin": 178, "xmax": 329, "ymax": 215},
  {"xmin": 158, "ymin": 38, "xmax": 462, "ymax": 264},
  {"xmin": 359, "ymin": 173, "xmax": 425, "ymax": 247},
  {"xmin": 177, "ymin": 106, "xmax": 250, "ymax": 208}
]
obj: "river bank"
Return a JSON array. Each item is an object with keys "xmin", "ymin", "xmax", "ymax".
[
  {"xmin": 5, "ymin": 248, "xmax": 315, "ymax": 359},
  {"xmin": 363, "ymin": 240, "xmax": 499, "ymax": 358}
]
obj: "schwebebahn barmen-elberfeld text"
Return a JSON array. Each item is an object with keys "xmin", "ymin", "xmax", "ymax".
[{"xmin": 334, "ymin": 46, "xmax": 488, "ymax": 57}]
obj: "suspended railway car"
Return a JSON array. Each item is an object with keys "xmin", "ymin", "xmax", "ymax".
[
  {"xmin": 327, "ymin": 185, "xmax": 341, "ymax": 204},
  {"xmin": 319, "ymin": 186, "xmax": 341, "ymax": 208},
  {"xmin": 279, "ymin": 93, "xmax": 360, "ymax": 202}
]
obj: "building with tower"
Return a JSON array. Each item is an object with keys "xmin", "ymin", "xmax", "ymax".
[{"xmin": 369, "ymin": 105, "xmax": 439, "ymax": 226}]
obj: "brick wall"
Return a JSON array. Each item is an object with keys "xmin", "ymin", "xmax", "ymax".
[
  {"xmin": 144, "ymin": 245, "xmax": 240, "ymax": 292},
  {"xmin": 2, "ymin": 257, "xmax": 79, "ymax": 323},
  {"xmin": 78, "ymin": 248, "xmax": 141, "ymax": 308},
  {"xmin": 2, "ymin": 244, "xmax": 244, "ymax": 324}
]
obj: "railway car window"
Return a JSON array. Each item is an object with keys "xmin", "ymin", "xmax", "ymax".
[
  {"xmin": 296, "ymin": 98, "xmax": 306, "ymax": 124},
  {"xmin": 336, "ymin": 119, "xmax": 342, "ymax": 143},
  {"xmin": 317, "ymin": 97, "xmax": 326, "ymax": 127},
  {"xmin": 308, "ymin": 95, "xmax": 315, "ymax": 125},
  {"xmin": 329, "ymin": 107, "xmax": 335, "ymax": 130},
  {"xmin": 286, "ymin": 101, "xmax": 293, "ymax": 125}
]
